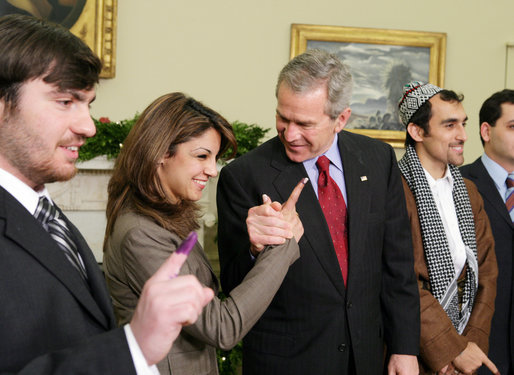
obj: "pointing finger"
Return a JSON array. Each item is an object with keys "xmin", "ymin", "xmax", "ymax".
[
  {"xmin": 482, "ymin": 356, "xmax": 499, "ymax": 375},
  {"xmin": 282, "ymin": 177, "xmax": 308, "ymax": 213}
]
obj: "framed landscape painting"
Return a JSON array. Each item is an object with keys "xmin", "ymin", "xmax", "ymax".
[{"xmin": 290, "ymin": 24, "xmax": 446, "ymax": 148}]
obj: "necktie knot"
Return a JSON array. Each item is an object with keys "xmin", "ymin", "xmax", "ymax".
[
  {"xmin": 507, "ymin": 173, "xmax": 514, "ymax": 189},
  {"xmin": 316, "ymin": 155, "xmax": 330, "ymax": 187},
  {"xmin": 316, "ymin": 155, "xmax": 330, "ymax": 173},
  {"xmin": 34, "ymin": 196, "xmax": 57, "ymax": 225}
]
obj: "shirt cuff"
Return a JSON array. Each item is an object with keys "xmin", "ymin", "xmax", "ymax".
[{"xmin": 124, "ymin": 324, "xmax": 160, "ymax": 375}]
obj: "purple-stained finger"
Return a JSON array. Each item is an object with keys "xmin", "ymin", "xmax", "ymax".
[
  {"xmin": 176, "ymin": 232, "xmax": 197, "ymax": 255},
  {"xmin": 169, "ymin": 232, "xmax": 197, "ymax": 279}
]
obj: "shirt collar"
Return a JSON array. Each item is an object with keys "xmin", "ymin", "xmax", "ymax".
[
  {"xmin": 423, "ymin": 164, "xmax": 454, "ymax": 190},
  {"xmin": 0, "ymin": 168, "xmax": 51, "ymax": 215},
  {"xmin": 303, "ymin": 135, "xmax": 342, "ymax": 172},
  {"xmin": 481, "ymin": 153, "xmax": 509, "ymax": 189}
]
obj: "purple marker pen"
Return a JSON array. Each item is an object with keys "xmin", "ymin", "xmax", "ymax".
[{"xmin": 169, "ymin": 231, "xmax": 197, "ymax": 279}]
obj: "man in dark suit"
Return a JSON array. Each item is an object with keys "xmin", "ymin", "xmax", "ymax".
[
  {"xmin": 217, "ymin": 49, "xmax": 420, "ymax": 374},
  {"xmin": 461, "ymin": 89, "xmax": 514, "ymax": 375},
  {"xmin": 0, "ymin": 14, "xmax": 213, "ymax": 374}
]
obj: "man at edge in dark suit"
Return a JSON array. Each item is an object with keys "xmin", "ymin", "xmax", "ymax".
[
  {"xmin": 217, "ymin": 49, "xmax": 420, "ymax": 374},
  {"xmin": 461, "ymin": 89, "xmax": 514, "ymax": 375},
  {"xmin": 0, "ymin": 14, "xmax": 213, "ymax": 374}
]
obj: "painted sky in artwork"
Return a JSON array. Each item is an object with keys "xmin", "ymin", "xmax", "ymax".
[{"xmin": 307, "ymin": 40, "xmax": 430, "ymax": 130}]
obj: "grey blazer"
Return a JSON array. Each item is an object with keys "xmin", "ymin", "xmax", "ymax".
[{"xmin": 103, "ymin": 210, "xmax": 300, "ymax": 375}]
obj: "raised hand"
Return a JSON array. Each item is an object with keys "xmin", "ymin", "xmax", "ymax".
[
  {"xmin": 129, "ymin": 245, "xmax": 214, "ymax": 365},
  {"xmin": 246, "ymin": 178, "xmax": 307, "ymax": 254},
  {"xmin": 280, "ymin": 177, "xmax": 307, "ymax": 244}
]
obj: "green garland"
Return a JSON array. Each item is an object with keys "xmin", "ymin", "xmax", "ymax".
[
  {"xmin": 78, "ymin": 116, "xmax": 139, "ymax": 161},
  {"xmin": 217, "ymin": 340, "xmax": 243, "ymax": 374},
  {"xmin": 225, "ymin": 121, "xmax": 270, "ymax": 159},
  {"xmin": 79, "ymin": 117, "xmax": 269, "ymax": 163},
  {"xmin": 216, "ymin": 292, "xmax": 243, "ymax": 374}
]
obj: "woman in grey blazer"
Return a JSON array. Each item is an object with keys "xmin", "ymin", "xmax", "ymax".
[{"xmin": 103, "ymin": 92, "xmax": 304, "ymax": 375}]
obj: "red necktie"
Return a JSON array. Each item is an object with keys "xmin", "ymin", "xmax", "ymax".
[{"xmin": 316, "ymin": 155, "xmax": 348, "ymax": 285}]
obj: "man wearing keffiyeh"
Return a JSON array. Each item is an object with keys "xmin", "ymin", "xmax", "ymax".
[{"xmin": 397, "ymin": 82, "xmax": 499, "ymax": 375}]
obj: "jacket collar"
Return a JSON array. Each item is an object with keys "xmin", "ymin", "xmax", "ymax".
[{"xmin": 466, "ymin": 158, "xmax": 513, "ymax": 227}]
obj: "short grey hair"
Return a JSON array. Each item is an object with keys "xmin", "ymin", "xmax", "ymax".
[{"xmin": 275, "ymin": 49, "xmax": 353, "ymax": 119}]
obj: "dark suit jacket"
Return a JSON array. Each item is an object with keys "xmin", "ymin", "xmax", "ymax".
[
  {"xmin": 0, "ymin": 186, "xmax": 136, "ymax": 375},
  {"xmin": 461, "ymin": 158, "xmax": 514, "ymax": 375},
  {"xmin": 217, "ymin": 133, "xmax": 420, "ymax": 375}
]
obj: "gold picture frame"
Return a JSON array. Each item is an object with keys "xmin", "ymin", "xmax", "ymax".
[
  {"xmin": 0, "ymin": 0, "xmax": 117, "ymax": 78},
  {"xmin": 70, "ymin": 0, "xmax": 117, "ymax": 78},
  {"xmin": 290, "ymin": 24, "xmax": 446, "ymax": 148}
]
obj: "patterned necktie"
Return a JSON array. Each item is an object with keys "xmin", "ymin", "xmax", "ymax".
[
  {"xmin": 316, "ymin": 155, "xmax": 349, "ymax": 285},
  {"xmin": 506, "ymin": 172, "xmax": 514, "ymax": 223},
  {"xmin": 34, "ymin": 196, "xmax": 88, "ymax": 280}
]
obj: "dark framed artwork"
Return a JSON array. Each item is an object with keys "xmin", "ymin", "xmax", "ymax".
[
  {"xmin": 0, "ymin": 0, "xmax": 117, "ymax": 78},
  {"xmin": 290, "ymin": 24, "xmax": 446, "ymax": 148}
]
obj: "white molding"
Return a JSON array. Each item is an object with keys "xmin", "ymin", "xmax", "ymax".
[{"xmin": 77, "ymin": 155, "xmax": 115, "ymax": 170}]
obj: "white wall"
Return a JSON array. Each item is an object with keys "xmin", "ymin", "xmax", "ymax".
[
  {"xmin": 91, "ymin": 0, "xmax": 514, "ymax": 163},
  {"xmin": 71, "ymin": 0, "xmax": 513, "ymax": 259}
]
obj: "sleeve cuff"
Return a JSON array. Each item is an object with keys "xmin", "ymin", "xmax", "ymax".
[{"xmin": 124, "ymin": 324, "xmax": 160, "ymax": 375}]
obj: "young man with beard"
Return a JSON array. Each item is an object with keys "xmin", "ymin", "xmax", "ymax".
[
  {"xmin": 397, "ymin": 81, "xmax": 498, "ymax": 375},
  {"xmin": 0, "ymin": 14, "xmax": 213, "ymax": 374}
]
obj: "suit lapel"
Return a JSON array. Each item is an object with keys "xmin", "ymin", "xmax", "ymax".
[
  {"xmin": 1, "ymin": 188, "xmax": 110, "ymax": 329},
  {"xmin": 467, "ymin": 159, "xmax": 512, "ymax": 227},
  {"xmin": 270, "ymin": 138, "xmax": 347, "ymax": 297},
  {"xmin": 63, "ymin": 213, "xmax": 115, "ymax": 328},
  {"xmin": 193, "ymin": 241, "xmax": 219, "ymax": 288},
  {"xmin": 337, "ymin": 132, "xmax": 371, "ymax": 296}
]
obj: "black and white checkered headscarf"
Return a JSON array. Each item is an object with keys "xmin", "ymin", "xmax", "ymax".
[{"xmin": 399, "ymin": 145, "xmax": 478, "ymax": 334}]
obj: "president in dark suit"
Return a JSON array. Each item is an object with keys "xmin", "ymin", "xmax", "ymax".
[
  {"xmin": 217, "ymin": 49, "xmax": 420, "ymax": 374},
  {"xmin": 0, "ymin": 14, "xmax": 212, "ymax": 374},
  {"xmin": 461, "ymin": 89, "xmax": 514, "ymax": 375}
]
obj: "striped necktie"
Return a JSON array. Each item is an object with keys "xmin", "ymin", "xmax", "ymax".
[
  {"xmin": 506, "ymin": 172, "xmax": 514, "ymax": 223},
  {"xmin": 34, "ymin": 196, "xmax": 88, "ymax": 280}
]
